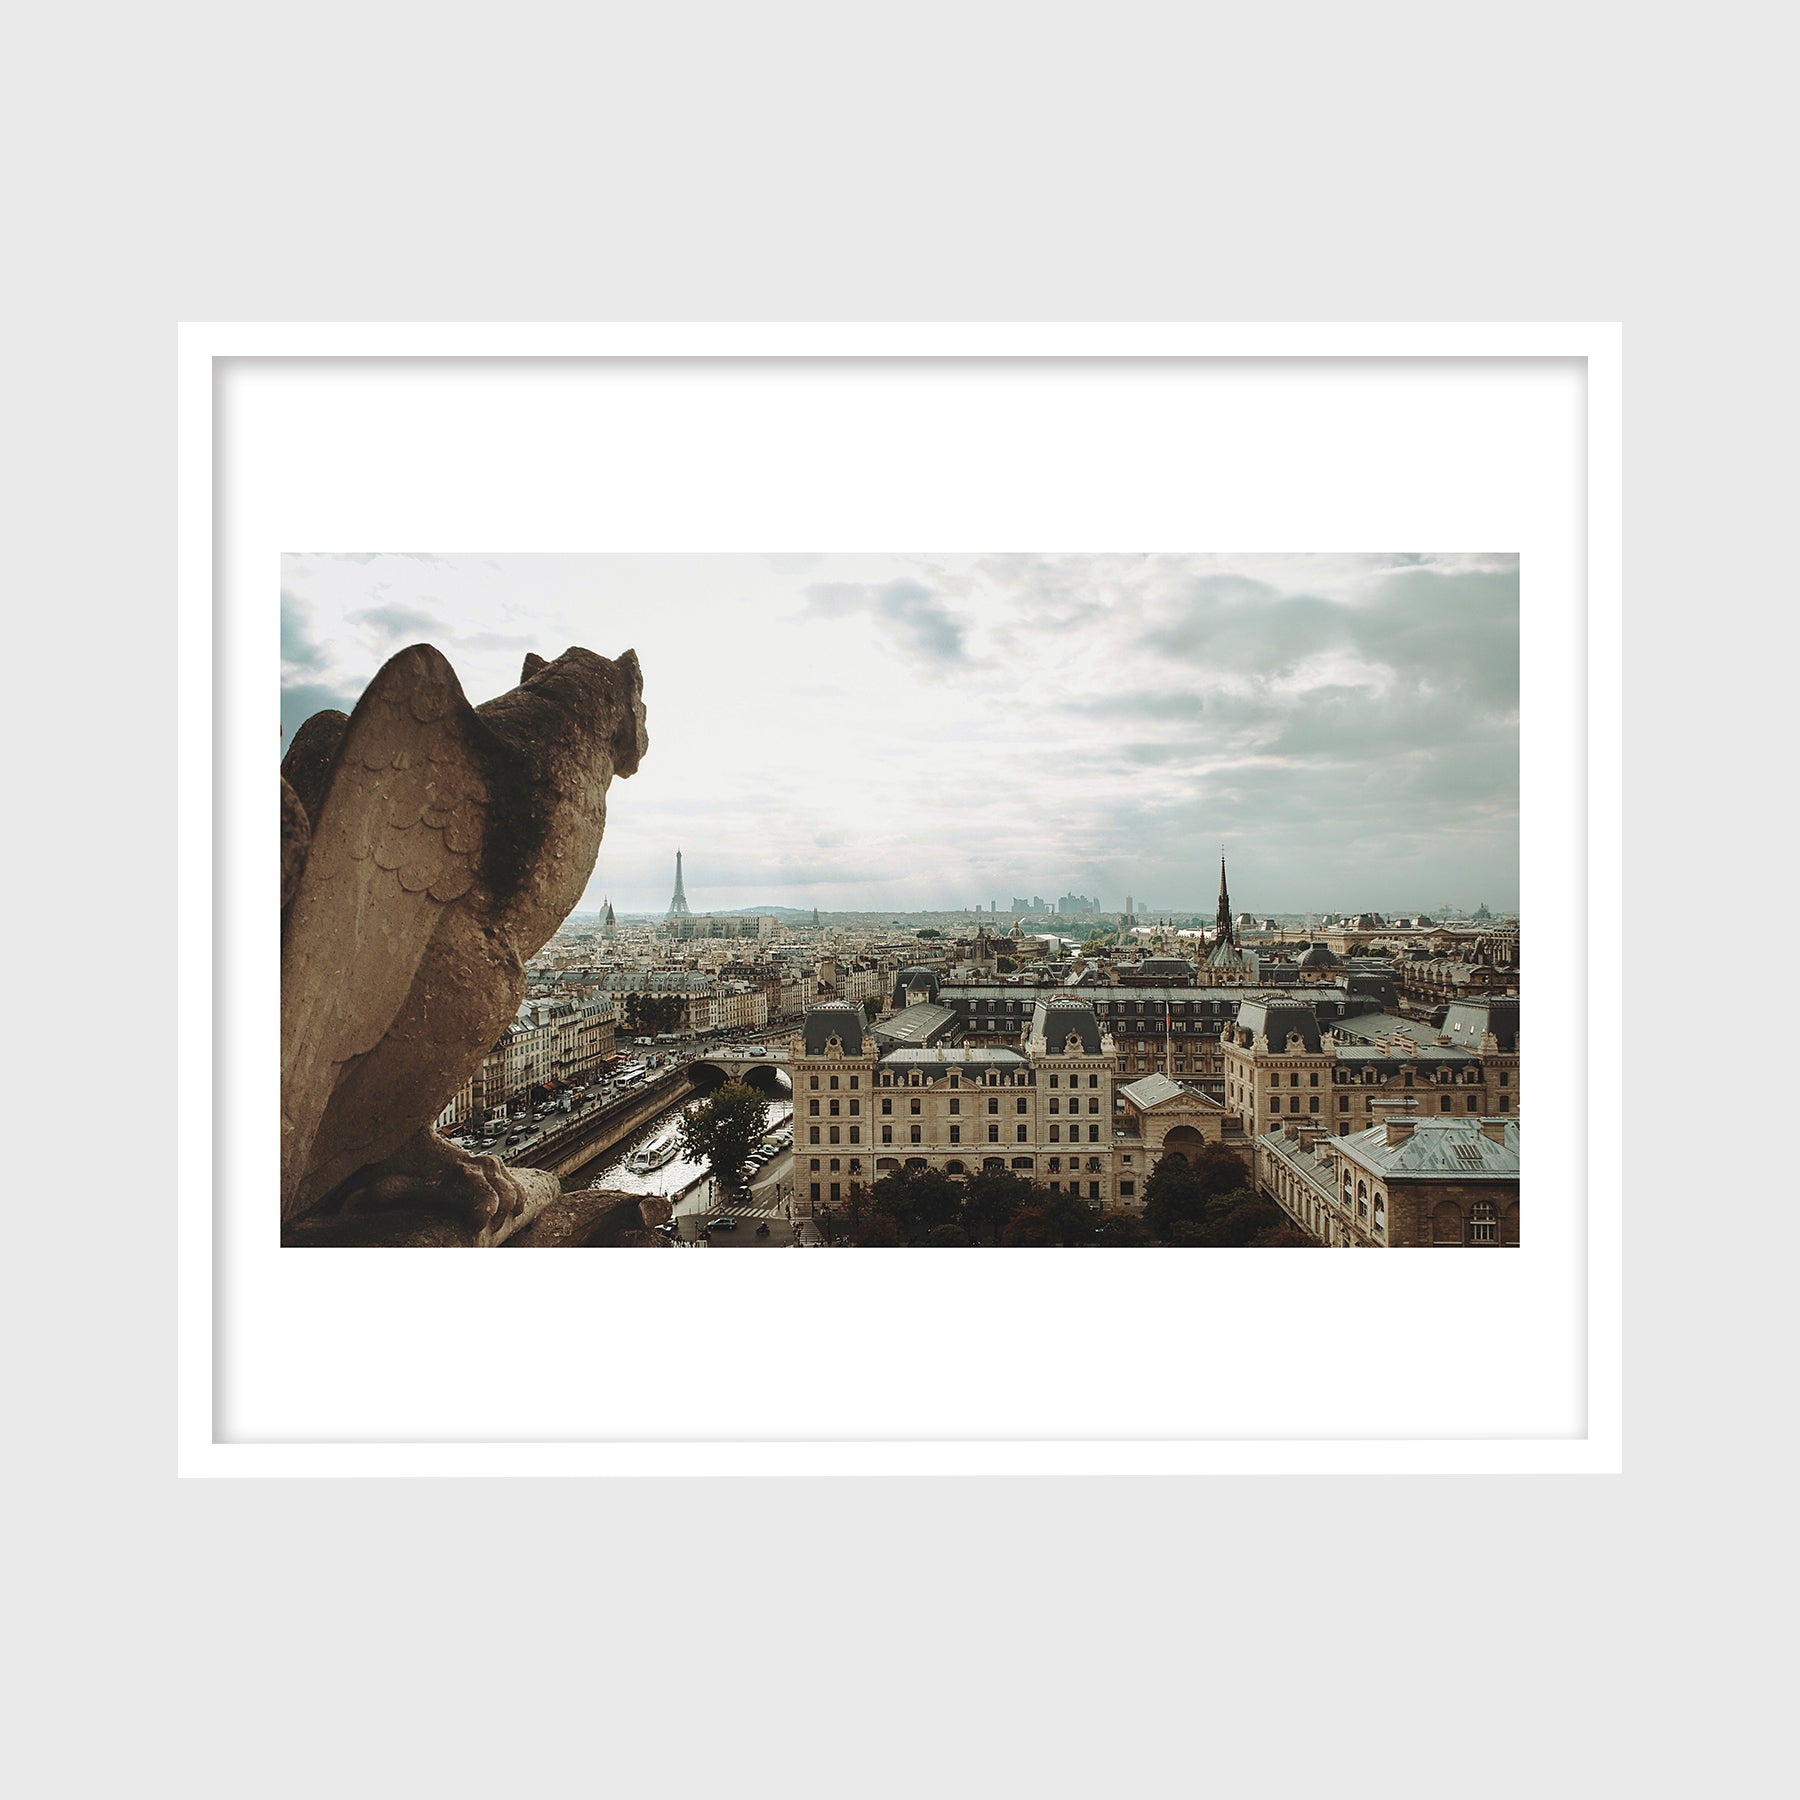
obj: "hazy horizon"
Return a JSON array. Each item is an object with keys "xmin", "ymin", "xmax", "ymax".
[{"xmin": 281, "ymin": 551, "xmax": 1520, "ymax": 916}]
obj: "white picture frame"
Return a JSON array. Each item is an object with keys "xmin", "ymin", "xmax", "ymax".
[{"xmin": 179, "ymin": 323, "xmax": 1621, "ymax": 1476}]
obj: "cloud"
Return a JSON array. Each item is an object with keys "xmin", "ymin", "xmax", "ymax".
[
  {"xmin": 348, "ymin": 601, "xmax": 447, "ymax": 640},
  {"xmin": 280, "ymin": 589, "xmax": 329, "ymax": 673},
  {"xmin": 280, "ymin": 680, "xmax": 359, "ymax": 744},
  {"xmin": 801, "ymin": 576, "xmax": 971, "ymax": 667}
]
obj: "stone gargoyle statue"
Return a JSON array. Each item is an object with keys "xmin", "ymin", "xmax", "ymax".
[{"xmin": 280, "ymin": 643, "xmax": 647, "ymax": 1245}]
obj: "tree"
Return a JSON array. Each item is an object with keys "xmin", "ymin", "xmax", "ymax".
[
  {"xmin": 995, "ymin": 955, "xmax": 1018, "ymax": 974},
  {"xmin": 1185, "ymin": 1191, "xmax": 1295, "ymax": 1247},
  {"xmin": 854, "ymin": 1213, "xmax": 903, "ymax": 1246},
  {"xmin": 915, "ymin": 927, "xmax": 941, "ymax": 940},
  {"xmin": 1140, "ymin": 1158, "xmax": 1211, "ymax": 1241},
  {"xmin": 862, "ymin": 995, "xmax": 883, "ymax": 1026},
  {"xmin": 622, "ymin": 991, "xmax": 685, "ymax": 1037},
  {"xmin": 923, "ymin": 1223, "xmax": 971, "ymax": 1247},
  {"xmin": 676, "ymin": 1080, "xmax": 766, "ymax": 1192},
  {"xmin": 962, "ymin": 1168, "xmax": 1036, "ymax": 1243},
  {"xmin": 1000, "ymin": 1188, "xmax": 1097, "ymax": 1246},
  {"xmin": 1093, "ymin": 1210, "xmax": 1150, "ymax": 1246},
  {"xmin": 869, "ymin": 1167, "xmax": 963, "ymax": 1235}
]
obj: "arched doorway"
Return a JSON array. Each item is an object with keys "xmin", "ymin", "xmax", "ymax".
[{"xmin": 1160, "ymin": 1124, "xmax": 1206, "ymax": 1166}]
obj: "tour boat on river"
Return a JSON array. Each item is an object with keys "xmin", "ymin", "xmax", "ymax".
[{"xmin": 626, "ymin": 1137, "xmax": 680, "ymax": 1175}]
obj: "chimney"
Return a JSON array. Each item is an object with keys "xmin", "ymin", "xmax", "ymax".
[
  {"xmin": 1385, "ymin": 1121, "xmax": 1416, "ymax": 1145},
  {"xmin": 1480, "ymin": 1119, "xmax": 1508, "ymax": 1143}
]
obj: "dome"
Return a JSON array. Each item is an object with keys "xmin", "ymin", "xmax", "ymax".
[{"xmin": 1297, "ymin": 942, "xmax": 1342, "ymax": 969}]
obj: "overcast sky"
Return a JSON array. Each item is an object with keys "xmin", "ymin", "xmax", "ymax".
[{"xmin": 280, "ymin": 552, "xmax": 1519, "ymax": 917}]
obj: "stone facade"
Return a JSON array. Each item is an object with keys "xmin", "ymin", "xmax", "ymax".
[
  {"xmin": 792, "ymin": 994, "xmax": 1127, "ymax": 1209},
  {"xmin": 1257, "ymin": 1117, "xmax": 1520, "ymax": 1247}
]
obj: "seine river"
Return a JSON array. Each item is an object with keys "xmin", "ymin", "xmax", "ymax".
[{"xmin": 563, "ymin": 1094, "xmax": 792, "ymax": 1208}]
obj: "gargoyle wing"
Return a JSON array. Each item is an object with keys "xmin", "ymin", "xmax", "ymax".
[{"xmin": 280, "ymin": 644, "xmax": 488, "ymax": 1216}]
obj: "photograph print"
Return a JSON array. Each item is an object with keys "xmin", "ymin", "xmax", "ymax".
[{"xmin": 278, "ymin": 552, "xmax": 1519, "ymax": 1250}]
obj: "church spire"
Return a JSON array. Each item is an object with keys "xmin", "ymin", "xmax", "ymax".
[{"xmin": 1215, "ymin": 852, "xmax": 1235, "ymax": 946}]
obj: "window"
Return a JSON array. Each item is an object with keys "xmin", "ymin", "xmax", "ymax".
[
  {"xmin": 809, "ymin": 1076, "xmax": 818, "ymax": 1089},
  {"xmin": 848, "ymin": 1099, "xmax": 859, "ymax": 1115},
  {"xmin": 1089, "ymin": 1124, "xmax": 1100, "ymax": 1142},
  {"xmin": 949, "ymin": 1098, "xmax": 960, "ymax": 1115},
  {"xmin": 1470, "ymin": 1201, "xmax": 1498, "ymax": 1243},
  {"xmin": 909, "ymin": 1125, "xmax": 921, "ymax": 1144},
  {"xmin": 881, "ymin": 1098, "xmax": 892, "ymax": 1115},
  {"xmin": 910, "ymin": 1098, "xmax": 921, "ymax": 1115},
  {"xmin": 1290, "ymin": 1073, "xmax": 1299, "ymax": 1087},
  {"xmin": 1338, "ymin": 1096, "xmax": 1349, "ymax": 1113},
  {"xmin": 1090, "ymin": 1182, "xmax": 1101, "ymax": 1201},
  {"xmin": 828, "ymin": 1098, "xmax": 839, "ymax": 1115},
  {"xmin": 988, "ymin": 1098, "xmax": 998, "ymax": 1114},
  {"xmin": 808, "ymin": 1099, "xmax": 819, "ymax": 1116},
  {"xmin": 1049, "ymin": 1099, "xmax": 1059, "ymax": 1114},
  {"xmin": 1049, "ymin": 1125, "xmax": 1060, "ymax": 1142},
  {"xmin": 1016, "ymin": 1125, "xmax": 1028, "ymax": 1142},
  {"xmin": 881, "ymin": 1126, "xmax": 892, "ymax": 1144},
  {"xmin": 849, "ymin": 1126, "xmax": 860, "ymax": 1143},
  {"xmin": 849, "ymin": 1076, "xmax": 858, "ymax": 1089},
  {"xmin": 829, "ymin": 1182, "xmax": 841, "ymax": 1202},
  {"xmin": 1309, "ymin": 1072, "xmax": 1318, "ymax": 1086},
  {"xmin": 1499, "ymin": 1096, "xmax": 1510, "ymax": 1113},
  {"xmin": 829, "ymin": 1126, "xmax": 839, "ymax": 1144},
  {"xmin": 808, "ymin": 1127, "xmax": 819, "ymax": 1144},
  {"xmin": 1309, "ymin": 1097, "xmax": 1319, "ymax": 1113},
  {"xmin": 810, "ymin": 1158, "xmax": 820, "ymax": 1172},
  {"xmin": 829, "ymin": 1158, "xmax": 840, "ymax": 1172},
  {"xmin": 1467, "ymin": 1095, "xmax": 1479, "ymax": 1112},
  {"xmin": 809, "ymin": 1183, "xmax": 820, "ymax": 1202},
  {"xmin": 1119, "ymin": 1180, "xmax": 1136, "ymax": 1198},
  {"xmin": 988, "ymin": 1125, "xmax": 999, "ymax": 1142},
  {"xmin": 949, "ymin": 1125, "xmax": 960, "ymax": 1143},
  {"xmin": 1049, "ymin": 1076, "xmax": 1058, "ymax": 1088},
  {"xmin": 1016, "ymin": 1098, "xmax": 1027, "ymax": 1114},
  {"xmin": 1499, "ymin": 1071, "xmax": 1509, "ymax": 1086}
]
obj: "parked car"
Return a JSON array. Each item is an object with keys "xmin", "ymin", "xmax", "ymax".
[{"xmin": 712, "ymin": 1216, "xmax": 738, "ymax": 1231}]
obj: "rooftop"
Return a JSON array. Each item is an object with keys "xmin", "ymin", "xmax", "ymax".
[
  {"xmin": 1337, "ymin": 1118, "xmax": 1520, "ymax": 1178},
  {"xmin": 1118, "ymin": 1072, "xmax": 1223, "ymax": 1112}
]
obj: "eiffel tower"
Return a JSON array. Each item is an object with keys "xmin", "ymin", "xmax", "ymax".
[{"xmin": 666, "ymin": 850, "xmax": 691, "ymax": 917}]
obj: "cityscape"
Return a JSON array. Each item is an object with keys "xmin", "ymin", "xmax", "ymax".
[
  {"xmin": 429, "ymin": 851, "xmax": 1519, "ymax": 1247},
  {"xmin": 279, "ymin": 552, "xmax": 1520, "ymax": 1248}
]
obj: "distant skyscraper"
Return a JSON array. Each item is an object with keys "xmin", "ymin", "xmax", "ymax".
[{"xmin": 666, "ymin": 850, "xmax": 691, "ymax": 917}]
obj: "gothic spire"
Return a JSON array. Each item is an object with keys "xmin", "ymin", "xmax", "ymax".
[{"xmin": 1215, "ymin": 852, "xmax": 1235, "ymax": 946}]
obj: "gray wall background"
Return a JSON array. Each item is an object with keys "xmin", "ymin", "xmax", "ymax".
[{"xmin": 7, "ymin": 1, "xmax": 1778, "ymax": 1794}]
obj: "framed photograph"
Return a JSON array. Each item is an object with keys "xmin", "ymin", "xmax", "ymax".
[{"xmin": 179, "ymin": 324, "xmax": 1620, "ymax": 1475}]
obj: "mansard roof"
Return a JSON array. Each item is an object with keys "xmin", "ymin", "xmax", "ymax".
[
  {"xmin": 1027, "ymin": 995, "xmax": 1104, "ymax": 1055},
  {"xmin": 801, "ymin": 1001, "xmax": 866, "ymax": 1056}
]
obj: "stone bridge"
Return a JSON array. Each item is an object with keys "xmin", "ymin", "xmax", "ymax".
[{"xmin": 689, "ymin": 1046, "xmax": 792, "ymax": 1091}]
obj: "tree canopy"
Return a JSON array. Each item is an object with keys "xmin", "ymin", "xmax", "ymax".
[
  {"xmin": 675, "ymin": 1080, "xmax": 767, "ymax": 1192},
  {"xmin": 1142, "ymin": 1147, "xmax": 1304, "ymax": 1245},
  {"xmin": 623, "ymin": 992, "xmax": 686, "ymax": 1036}
]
